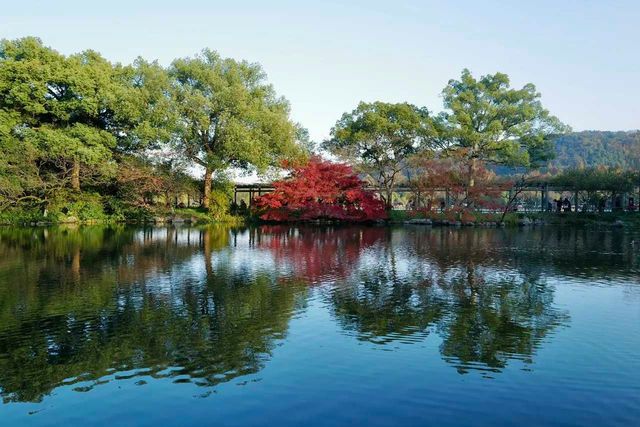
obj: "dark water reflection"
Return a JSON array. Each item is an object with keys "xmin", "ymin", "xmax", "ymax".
[
  {"xmin": 0, "ymin": 225, "xmax": 639, "ymax": 426},
  {"xmin": 0, "ymin": 226, "xmax": 310, "ymax": 403}
]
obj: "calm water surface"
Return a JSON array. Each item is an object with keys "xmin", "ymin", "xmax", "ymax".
[{"xmin": 0, "ymin": 225, "xmax": 638, "ymax": 426}]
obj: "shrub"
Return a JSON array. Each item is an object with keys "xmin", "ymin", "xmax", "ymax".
[
  {"xmin": 254, "ymin": 157, "xmax": 386, "ymax": 222},
  {"xmin": 0, "ymin": 207, "xmax": 46, "ymax": 225},
  {"xmin": 47, "ymin": 191, "xmax": 107, "ymax": 223}
]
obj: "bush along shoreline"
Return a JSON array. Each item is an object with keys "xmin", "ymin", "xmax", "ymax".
[{"xmin": 0, "ymin": 200, "xmax": 244, "ymax": 226}]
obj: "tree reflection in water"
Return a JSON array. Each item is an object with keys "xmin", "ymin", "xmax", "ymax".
[
  {"xmin": 251, "ymin": 225, "xmax": 387, "ymax": 283},
  {"xmin": 409, "ymin": 229, "xmax": 571, "ymax": 374},
  {"xmin": 1, "ymin": 225, "xmax": 633, "ymax": 403},
  {"xmin": 0, "ymin": 225, "xmax": 304, "ymax": 403},
  {"xmin": 261, "ymin": 227, "xmax": 572, "ymax": 374}
]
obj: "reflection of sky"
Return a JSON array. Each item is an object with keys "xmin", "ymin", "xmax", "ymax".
[
  {"xmin": 131, "ymin": 226, "xmax": 640, "ymax": 291},
  {"xmin": 211, "ymin": 249, "xmax": 287, "ymax": 279}
]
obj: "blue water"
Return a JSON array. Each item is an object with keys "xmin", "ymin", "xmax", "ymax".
[{"xmin": 0, "ymin": 225, "xmax": 638, "ymax": 426}]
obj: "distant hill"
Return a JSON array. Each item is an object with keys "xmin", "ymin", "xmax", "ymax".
[{"xmin": 548, "ymin": 130, "xmax": 640, "ymax": 170}]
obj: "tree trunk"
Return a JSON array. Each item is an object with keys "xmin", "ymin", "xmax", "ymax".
[
  {"xmin": 468, "ymin": 143, "xmax": 479, "ymax": 189},
  {"xmin": 71, "ymin": 160, "xmax": 81, "ymax": 191},
  {"xmin": 385, "ymin": 189, "xmax": 393, "ymax": 211},
  {"xmin": 468, "ymin": 157, "xmax": 477, "ymax": 188},
  {"xmin": 203, "ymin": 167, "xmax": 212, "ymax": 209}
]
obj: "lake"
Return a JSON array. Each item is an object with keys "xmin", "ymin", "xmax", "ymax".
[{"xmin": 0, "ymin": 225, "xmax": 638, "ymax": 426}]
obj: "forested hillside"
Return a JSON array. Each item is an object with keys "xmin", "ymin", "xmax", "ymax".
[{"xmin": 549, "ymin": 131, "xmax": 640, "ymax": 170}]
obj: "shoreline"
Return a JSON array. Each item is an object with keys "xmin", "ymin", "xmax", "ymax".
[{"xmin": 2, "ymin": 212, "xmax": 638, "ymax": 229}]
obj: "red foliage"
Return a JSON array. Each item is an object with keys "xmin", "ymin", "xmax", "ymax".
[
  {"xmin": 256, "ymin": 226, "xmax": 386, "ymax": 282},
  {"xmin": 254, "ymin": 157, "xmax": 387, "ymax": 222},
  {"xmin": 409, "ymin": 157, "xmax": 512, "ymax": 221}
]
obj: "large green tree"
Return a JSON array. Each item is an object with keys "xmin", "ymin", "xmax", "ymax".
[
  {"xmin": 169, "ymin": 49, "xmax": 301, "ymax": 209},
  {"xmin": 0, "ymin": 38, "xmax": 124, "ymax": 191},
  {"xmin": 324, "ymin": 102, "xmax": 431, "ymax": 210},
  {"xmin": 0, "ymin": 37, "xmax": 173, "ymax": 214},
  {"xmin": 0, "ymin": 109, "xmax": 41, "ymax": 210},
  {"xmin": 433, "ymin": 69, "xmax": 568, "ymax": 187},
  {"xmin": 116, "ymin": 57, "xmax": 176, "ymax": 153}
]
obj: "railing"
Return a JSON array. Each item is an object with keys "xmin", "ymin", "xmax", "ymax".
[{"xmin": 234, "ymin": 183, "xmax": 640, "ymax": 213}]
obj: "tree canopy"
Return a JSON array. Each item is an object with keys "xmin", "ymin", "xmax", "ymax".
[
  {"xmin": 254, "ymin": 156, "xmax": 386, "ymax": 222},
  {"xmin": 0, "ymin": 38, "xmax": 305, "ymax": 222},
  {"xmin": 169, "ymin": 49, "xmax": 302, "ymax": 208},
  {"xmin": 324, "ymin": 102, "xmax": 431, "ymax": 210},
  {"xmin": 431, "ymin": 69, "xmax": 569, "ymax": 186},
  {"xmin": 0, "ymin": 37, "xmax": 123, "ymax": 191}
]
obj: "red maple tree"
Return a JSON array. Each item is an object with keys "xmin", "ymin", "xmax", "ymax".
[
  {"xmin": 409, "ymin": 157, "xmax": 511, "ymax": 222},
  {"xmin": 254, "ymin": 157, "xmax": 387, "ymax": 222}
]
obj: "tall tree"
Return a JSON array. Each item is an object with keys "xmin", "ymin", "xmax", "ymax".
[
  {"xmin": 324, "ymin": 102, "xmax": 431, "ymax": 210},
  {"xmin": 116, "ymin": 57, "xmax": 176, "ymax": 153},
  {"xmin": 169, "ymin": 49, "xmax": 301, "ymax": 209},
  {"xmin": 0, "ymin": 109, "xmax": 41, "ymax": 210},
  {"xmin": 433, "ymin": 69, "xmax": 568, "ymax": 188},
  {"xmin": 0, "ymin": 37, "xmax": 137, "ymax": 192}
]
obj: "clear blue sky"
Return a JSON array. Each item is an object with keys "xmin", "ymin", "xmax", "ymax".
[{"xmin": 3, "ymin": 0, "xmax": 639, "ymax": 141}]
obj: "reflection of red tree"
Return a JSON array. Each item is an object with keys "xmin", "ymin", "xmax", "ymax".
[
  {"xmin": 254, "ymin": 157, "xmax": 386, "ymax": 222},
  {"xmin": 257, "ymin": 226, "xmax": 386, "ymax": 283}
]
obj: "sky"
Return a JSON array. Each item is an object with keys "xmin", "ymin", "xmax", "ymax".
[{"xmin": 3, "ymin": 0, "xmax": 639, "ymax": 142}]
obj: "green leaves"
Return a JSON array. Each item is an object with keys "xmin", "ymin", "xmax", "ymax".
[
  {"xmin": 0, "ymin": 38, "xmax": 137, "ymax": 193},
  {"xmin": 328, "ymin": 102, "xmax": 431, "ymax": 155},
  {"xmin": 325, "ymin": 102, "xmax": 432, "ymax": 209},
  {"xmin": 325, "ymin": 70, "xmax": 568, "ymax": 197},
  {"xmin": 438, "ymin": 68, "xmax": 569, "ymax": 168},
  {"xmin": 0, "ymin": 37, "xmax": 183, "ymax": 209},
  {"xmin": 167, "ymin": 49, "xmax": 302, "ymax": 207},
  {"xmin": 548, "ymin": 167, "xmax": 639, "ymax": 192},
  {"xmin": 170, "ymin": 50, "xmax": 298, "ymax": 170}
]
